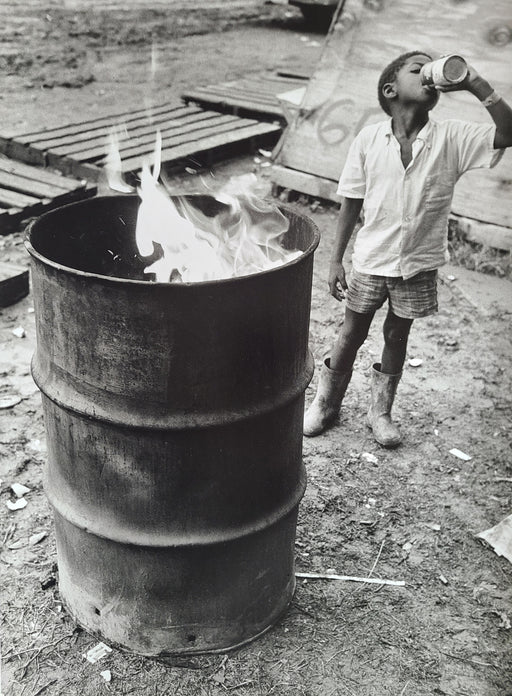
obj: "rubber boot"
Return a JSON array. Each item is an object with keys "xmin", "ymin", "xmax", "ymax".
[
  {"xmin": 303, "ymin": 359, "xmax": 352, "ymax": 437},
  {"xmin": 366, "ymin": 362, "xmax": 402, "ymax": 447}
]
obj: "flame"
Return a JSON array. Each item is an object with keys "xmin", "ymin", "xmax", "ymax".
[
  {"xmin": 106, "ymin": 130, "xmax": 301, "ymax": 283},
  {"xmin": 105, "ymin": 126, "xmax": 135, "ymax": 194}
]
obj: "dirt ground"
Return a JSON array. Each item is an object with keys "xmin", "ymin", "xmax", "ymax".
[{"xmin": 1, "ymin": 2, "xmax": 512, "ymax": 695}]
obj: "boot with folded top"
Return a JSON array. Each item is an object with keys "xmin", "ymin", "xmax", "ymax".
[
  {"xmin": 303, "ymin": 359, "xmax": 352, "ymax": 437},
  {"xmin": 367, "ymin": 362, "xmax": 402, "ymax": 447}
]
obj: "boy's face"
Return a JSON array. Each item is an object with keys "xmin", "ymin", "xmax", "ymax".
[{"xmin": 392, "ymin": 54, "xmax": 440, "ymax": 112}]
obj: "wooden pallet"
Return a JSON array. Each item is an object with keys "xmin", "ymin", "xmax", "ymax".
[
  {"xmin": 0, "ymin": 156, "xmax": 93, "ymax": 234},
  {"xmin": 0, "ymin": 102, "xmax": 283, "ymax": 182},
  {"xmin": 181, "ymin": 72, "xmax": 309, "ymax": 121}
]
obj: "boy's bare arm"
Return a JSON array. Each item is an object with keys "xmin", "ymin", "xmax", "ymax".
[
  {"xmin": 442, "ymin": 65, "xmax": 512, "ymax": 148},
  {"xmin": 328, "ymin": 197, "xmax": 363, "ymax": 301}
]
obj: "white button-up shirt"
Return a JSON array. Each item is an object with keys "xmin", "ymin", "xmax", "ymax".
[{"xmin": 337, "ymin": 118, "xmax": 504, "ymax": 279}]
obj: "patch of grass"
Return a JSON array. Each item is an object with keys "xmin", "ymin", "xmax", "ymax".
[{"xmin": 448, "ymin": 219, "xmax": 512, "ymax": 280}]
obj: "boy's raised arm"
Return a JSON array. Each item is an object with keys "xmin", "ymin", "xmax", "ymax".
[
  {"xmin": 328, "ymin": 197, "xmax": 363, "ymax": 301},
  {"xmin": 443, "ymin": 65, "xmax": 512, "ymax": 148}
]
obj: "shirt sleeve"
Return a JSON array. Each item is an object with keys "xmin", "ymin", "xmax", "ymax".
[
  {"xmin": 336, "ymin": 131, "xmax": 366, "ymax": 198},
  {"xmin": 449, "ymin": 120, "xmax": 505, "ymax": 176}
]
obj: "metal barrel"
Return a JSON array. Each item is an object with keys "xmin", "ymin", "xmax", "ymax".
[{"xmin": 25, "ymin": 195, "xmax": 319, "ymax": 656}]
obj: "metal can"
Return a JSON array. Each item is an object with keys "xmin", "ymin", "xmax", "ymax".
[{"xmin": 420, "ymin": 55, "xmax": 468, "ymax": 89}]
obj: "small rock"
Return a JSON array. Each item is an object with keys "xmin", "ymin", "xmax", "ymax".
[
  {"xmin": 11, "ymin": 483, "xmax": 30, "ymax": 498},
  {"xmin": 100, "ymin": 670, "xmax": 112, "ymax": 682},
  {"xmin": 0, "ymin": 395, "xmax": 22, "ymax": 410},
  {"xmin": 12, "ymin": 326, "xmax": 26, "ymax": 338},
  {"xmin": 30, "ymin": 531, "xmax": 48, "ymax": 545},
  {"xmin": 408, "ymin": 358, "xmax": 423, "ymax": 367},
  {"xmin": 6, "ymin": 499, "xmax": 28, "ymax": 511},
  {"xmin": 40, "ymin": 574, "xmax": 57, "ymax": 590}
]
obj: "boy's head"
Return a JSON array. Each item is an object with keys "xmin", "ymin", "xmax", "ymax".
[{"xmin": 378, "ymin": 51, "xmax": 437, "ymax": 116}]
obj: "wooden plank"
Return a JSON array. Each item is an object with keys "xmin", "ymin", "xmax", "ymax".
[
  {"xmin": 271, "ymin": 164, "xmax": 340, "ymax": 200},
  {"xmin": 450, "ymin": 214, "xmax": 512, "ymax": 252},
  {"xmin": 274, "ymin": 0, "xmax": 512, "ymax": 228},
  {"xmin": 0, "ymin": 156, "xmax": 86, "ymax": 191},
  {"xmin": 0, "ymin": 261, "xmax": 29, "ymax": 308},
  {"xmin": 9, "ymin": 101, "xmax": 184, "ymax": 143},
  {"xmin": 121, "ymin": 122, "xmax": 281, "ymax": 173},
  {"xmin": 0, "ymin": 188, "xmax": 44, "ymax": 209},
  {"xmin": 0, "ymin": 170, "xmax": 74, "ymax": 200}
]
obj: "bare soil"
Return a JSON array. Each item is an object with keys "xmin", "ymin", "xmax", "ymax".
[{"xmin": 1, "ymin": 3, "xmax": 512, "ymax": 696}]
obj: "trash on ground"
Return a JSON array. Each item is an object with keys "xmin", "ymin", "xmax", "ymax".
[
  {"xmin": 12, "ymin": 326, "xmax": 26, "ymax": 338},
  {"xmin": 6, "ymin": 498, "xmax": 28, "ymax": 511},
  {"xmin": 425, "ymin": 522, "xmax": 441, "ymax": 531},
  {"xmin": 295, "ymin": 571, "xmax": 405, "ymax": 587},
  {"xmin": 361, "ymin": 452, "xmax": 378, "ymax": 464},
  {"xmin": 11, "ymin": 482, "xmax": 30, "ymax": 498},
  {"xmin": 0, "ymin": 395, "xmax": 22, "ymax": 409},
  {"xmin": 85, "ymin": 642, "xmax": 112, "ymax": 664},
  {"xmin": 100, "ymin": 670, "xmax": 112, "ymax": 682},
  {"xmin": 40, "ymin": 574, "xmax": 57, "ymax": 590},
  {"xmin": 30, "ymin": 531, "xmax": 48, "ymax": 545},
  {"xmin": 408, "ymin": 358, "xmax": 423, "ymax": 367},
  {"xmin": 439, "ymin": 574, "xmax": 449, "ymax": 585},
  {"xmin": 8, "ymin": 539, "xmax": 27, "ymax": 550},
  {"xmin": 476, "ymin": 513, "xmax": 512, "ymax": 564},
  {"xmin": 449, "ymin": 448, "xmax": 472, "ymax": 461}
]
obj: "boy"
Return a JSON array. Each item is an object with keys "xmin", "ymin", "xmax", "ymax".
[{"xmin": 304, "ymin": 51, "xmax": 512, "ymax": 446}]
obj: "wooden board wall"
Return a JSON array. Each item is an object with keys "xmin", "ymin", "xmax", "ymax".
[{"xmin": 273, "ymin": 0, "xmax": 512, "ymax": 228}]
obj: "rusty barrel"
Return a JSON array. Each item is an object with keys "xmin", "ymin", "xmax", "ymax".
[{"xmin": 25, "ymin": 195, "xmax": 319, "ymax": 656}]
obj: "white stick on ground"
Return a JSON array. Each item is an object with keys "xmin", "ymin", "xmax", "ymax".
[{"xmin": 295, "ymin": 572, "xmax": 405, "ymax": 587}]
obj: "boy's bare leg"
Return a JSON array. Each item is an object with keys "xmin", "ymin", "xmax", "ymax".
[
  {"xmin": 380, "ymin": 309, "xmax": 413, "ymax": 374},
  {"xmin": 330, "ymin": 307, "xmax": 375, "ymax": 372}
]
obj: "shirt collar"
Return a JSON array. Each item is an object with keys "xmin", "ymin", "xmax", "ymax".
[{"xmin": 385, "ymin": 117, "xmax": 433, "ymax": 147}]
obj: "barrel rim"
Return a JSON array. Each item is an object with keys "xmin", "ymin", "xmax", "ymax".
[{"xmin": 24, "ymin": 194, "xmax": 320, "ymax": 288}]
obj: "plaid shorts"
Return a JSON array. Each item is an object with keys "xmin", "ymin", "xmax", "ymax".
[{"xmin": 346, "ymin": 269, "xmax": 438, "ymax": 319}]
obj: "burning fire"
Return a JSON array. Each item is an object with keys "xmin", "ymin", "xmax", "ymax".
[{"xmin": 105, "ymin": 129, "xmax": 301, "ymax": 283}]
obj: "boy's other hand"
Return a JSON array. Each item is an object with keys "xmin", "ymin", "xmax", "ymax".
[
  {"xmin": 437, "ymin": 63, "xmax": 480, "ymax": 93},
  {"xmin": 329, "ymin": 262, "xmax": 347, "ymax": 301}
]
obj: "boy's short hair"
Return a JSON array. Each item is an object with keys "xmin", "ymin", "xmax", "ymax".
[{"xmin": 378, "ymin": 50, "xmax": 432, "ymax": 115}]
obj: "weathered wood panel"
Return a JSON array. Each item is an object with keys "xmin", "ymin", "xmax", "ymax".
[{"xmin": 274, "ymin": 0, "xmax": 512, "ymax": 227}]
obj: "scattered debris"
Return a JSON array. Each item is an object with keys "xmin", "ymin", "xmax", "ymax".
[
  {"xmin": 295, "ymin": 572, "xmax": 405, "ymax": 587},
  {"xmin": 425, "ymin": 522, "xmax": 441, "ymax": 531},
  {"xmin": 6, "ymin": 498, "xmax": 28, "ymax": 511},
  {"xmin": 12, "ymin": 326, "xmax": 26, "ymax": 338},
  {"xmin": 26, "ymin": 439, "xmax": 45, "ymax": 453},
  {"xmin": 100, "ymin": 670, "xmax": 112, "ymax": 682},
  {"xmin": 0, "ymin": 395, "xmax": 22, "ymax": 409},
  {"xmin": 8, "ymin": 538, "xmax": 27, "ymax": 550},
  {"xmin": 11, "ymin": 482, "xmax": 31, "ymax": 498},
  {"xmin": 476, "ymin": 513, "xmax": 512, "ymax": 564},
  {"xmin": 30, "ymin": 531, "xmax": 48, "ymax": 545},
  {"xmin": 497, "ymin": 612, "xmax": 511, "ymax": 630},
  {"xmin": 361, "ymin": 452, "xmax": 378, "ymax": 464},
  {"xmin": 449, "ymin": 448, "xmax": 472, "ymax": 461},
  {"xmin": 85, "ymin": 642, "xmax": 112, "ymax": 664},
  {"xmin": 40, "ymin": 574, "xmax": 57, "ymax": 590},
  {"xmin": 408, "ymin": 358, "xmax": 423, "ymax": 367},
  {"xmin": 439, "ymin": 574, "xmax": 449, "ymax": 585},
  {"xmin": 447, "ymin": 274, "xmax": 457, "ymax": 281}
]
